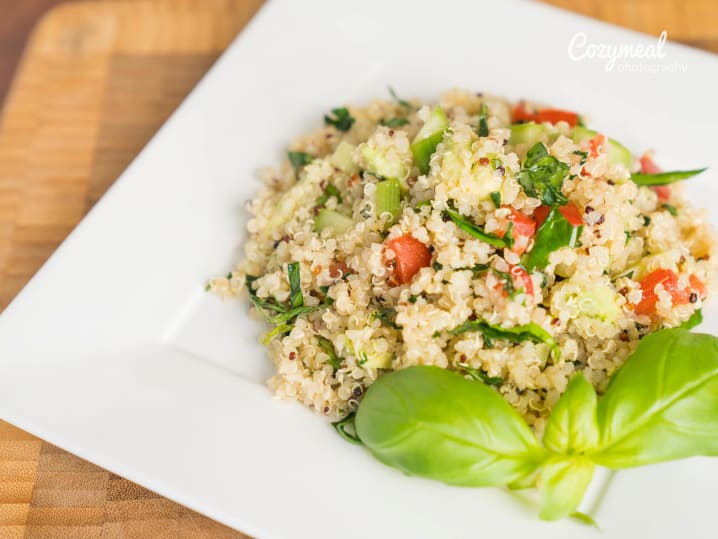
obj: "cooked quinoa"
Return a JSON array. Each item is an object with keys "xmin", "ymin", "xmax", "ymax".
[{"xmin": 211, "ymin": 89, "xmax": 716, "ymax": 434}]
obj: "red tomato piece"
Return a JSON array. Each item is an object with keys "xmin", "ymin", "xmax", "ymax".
[
  {"xmin": 511, "ymin": 102, "xmax": 579, "ymax": 127},
  {"xmin": 510, "ymin": 265, "xmax": 534, "ymax": 298},
  {"xmin": 589, "ymin": 134, "xmax": 606, "ymax": 158},
  {"xmin": 533, "ymin": 204, "xmax": 583, "ymax": 228},
  {"xmin": 635, "ymin": 269, "xmax": 690, "ymax": 315},
  {"xmin": 499, "ymin": 207, "xmax": 536, "ymax": 255},
  {"xmin": 640, "ymin": 153, "xmax": 670, "ymax": 200},
  {"xmin": 689, "ymin": 274, "xmax": 707, "ymax": 300},
  {"xmin": 386, "ymin": 235, "xmax": 432, "ymax": 285}
]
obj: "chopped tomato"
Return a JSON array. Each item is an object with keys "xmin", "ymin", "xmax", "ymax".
[
  {"xmin": 689, "ymin": 274, "xmax": 707, "ymax": 299},
  {"xmin": 512, "ymin": 101, "xmax": 580, "ymax": 127},
  {"xmin": 510, "ymin": 265, "xmax": 534, "ymax": 298},
  {"xmin": 498, "ymin": 207, "xmax": 535, "ymax": 255},
  {"xmin": 386, "ymin": 234, "xmax": 432, "ymax": 285},
  {"xmin": 533, "ymin": 204, "xmax": 583, "ymax": 228},
  {"xmin": 635, "ymin": 269, "xmax": 691, "ymax": 315},
  {"xmin": 589, "ymin": 134, "xmax": 606, "ymax": 158},
  {"xmin": 640, "ymin": 153, "xmax": 662, "ymax": 174},
  {"xmin": 641, "ymin": 153, "xmax": 670, "ymax": 201}
]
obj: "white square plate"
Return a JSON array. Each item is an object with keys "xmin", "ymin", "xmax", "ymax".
[{"xmin": 2, "ymin": 0, "xmax": 718, "ymax": 537}]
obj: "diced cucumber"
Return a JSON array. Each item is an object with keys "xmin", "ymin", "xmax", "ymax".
[
  {"xmin": 577, "ymin": 286, "xmax": 621, "ymax": 322},
  {"xmin": 330, "ymin": 141, "xmax": 357, "ymax": 173},
  {"xmin": 315, "ymin": 208, "xmax": 354, "ymax": 235},
  {"xmin": 267, "ymin": 175, "xmax": 316, "ymax": 234},
  {"xmin": 509, "ymin": 122, "xmax": 549, "ymax": 146},
  {"xmin": 571, "ymin": 126, "xmax": 632, "ymax": 168},
  {"xmin": 375, "ymin": 178, "xmax": 401, "ymax": 223},
  {"xmin": 358, "ymin": 340, "xmax": 393, "ymax": 369},
  {"xmin": 360, "ymin": 143, "xmax": 408, "ymax": 181},
  {"xmin": 411, "ymin": 106, "xmax": 448, "ymax": 175}
]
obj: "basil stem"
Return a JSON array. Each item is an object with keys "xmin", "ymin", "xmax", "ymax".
[{"xmin": 332, "ymin": 412, "xmax": 362, "ymax": 445}]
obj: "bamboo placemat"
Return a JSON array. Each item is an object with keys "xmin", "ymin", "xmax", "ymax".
[{"xmin": 0, "ymin": 0, "xmax": 716, "ymax": 537}]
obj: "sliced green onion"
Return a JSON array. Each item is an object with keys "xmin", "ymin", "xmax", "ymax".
[
  {"xmin": 375, "ymin": 178, "xmax": 401, "ymax": 223},
  {"xmin": 411, "ymin": 106, "xmax": 448, "ymax": 175}
]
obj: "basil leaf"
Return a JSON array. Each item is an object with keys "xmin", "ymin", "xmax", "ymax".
[
  {"xmin": 443, "ymin": 208, "xmax": 507, "ymax": 248},
  {"xmin": 288, "ymin": 151, "xmax": 314, "ymax": 170},
  {"xmin": 449, "ymin": 320, "xmax": 559, "ymax": 358},
  {"xmin": 543, "ymin": 373, "xmax": 599, "ymax": 454},
  {"xmin": 380, "ymin": 117, "xmax": 409, "ymax": 127},
  {"xmin": 324, "ymin": 107, "xmax": 355, "ymax": 132},
  {"xmin": 523, "ymin": 207, "xmax": 582, "ymax": 271},
  {"xmin": 477, "ymin": 102, "xmax": 489, "ymax": 137},
  {"xmin": 679, "ymin": 309, "xmax": 702, "ymax": 330},
  {"xmin": 355, "ymin": 366, "xmax": 544, "ymax": 487},
  {"xmin": 287, "ymin": 262, "xmax": 303, "ymax": 309},
  {"xmin": 593, "ymin": 329, "xmax": 718, "ymax": 468},
  {"xmin": 332, "ymin": 412, "xmax": 362, "ymax": 445},
  {"xmin": 630, "ymin": 168, "xmax": 706, "ymax": 186},
  {"xmin": 539, "ymin": 456, "xmax": 595, "ymax": 521},
  {"xmin": 317, "ymin": 336, "xmax": 343, "ymax": 370},
  {"xmin": 517, "ymin": 143, "xmax": 569, "ymax": 206}
]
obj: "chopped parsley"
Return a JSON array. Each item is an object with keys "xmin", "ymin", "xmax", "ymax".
[
  {"xmin": 288, "ymin": 151, "xmax": 314, "ymax": 172},
  {"xmin": 457, "ymin": 363, "xmax": 504, "ymax": 387},
  {"xmin": 380, "ymin": 117, "xmax": 409, "ymax": 127},
  {"xmin": 517, "ymin": 143, "xmax": 570, "ymax": 206},
  {"xmin": 316, "ymin": 183, "xmax": 342, "ymax": 206},
  {"xmin": 661, "ymin": 203, "xmax": 678, "ymax": 217},
  {"xmin": 317, "ymin": 336, "xmax": 343, "ymax": 370},
  {"xmin": 388, "ymin": 86, "xmax": 413, "ymax": 109},
  {"xmin": 324, "ymin": 107, "xmax": 355, "ymax": 132},
  {"xmin": 477, "ymin": 102, "xmax": 489, "ymax": 137},
  {"xmin": 490, "ymin": 191, "xmax": 502, "ymax": 208}
]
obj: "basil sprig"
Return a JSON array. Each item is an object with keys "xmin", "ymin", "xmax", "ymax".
[
  {"xmin": 517, "ymin": 143, "xmax": 570, "ymax": 206},
  {"xmin": 523, "ymin": 206, "xmax": 582, "ymax": 271},
  {"xmin": 353, "ymin": 328, "xmax": 718, "ymax": 521},
  {"xmin": 631, "ymin": 168, "xmax": 706, "ymax": 186}
]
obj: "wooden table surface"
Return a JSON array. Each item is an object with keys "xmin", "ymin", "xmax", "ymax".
[{"xmin": 0, "ymin": 0, "xmax": 716, "ymax": 537}]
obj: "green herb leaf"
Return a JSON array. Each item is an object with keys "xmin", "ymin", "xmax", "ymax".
[
  {"xmin": 355, "ymin": 366, "xmax": 544, "ymax": 487},
  {"xmin": 630, "ymin": 168, "xmax": 706, "ymax": 186},
  {"xmin": 388, "ymin": 86, "xmax": 413, "ymax": 109},
  {"xmin": 372, "ymin": 308, "xmax": 401, "ymax": 329},
  {"xmin": 317, "ymin": 336, "xmax": 343, "ymax": 370},
  {"xmin": 380, "ymin": 117, "xmax": 409, "ymax": 127},
  {"xmin": 679, "ymin": 309, "xmax": 703, "ymax": 330},
  {"xmin": 523, "ymin": 206, "xmax": 582, "ymax": 271},
  {"xmin": 316, "ymin": 183, "xmax": 342, "ymax": 206},
  {"xmin": 457, "ymin": 363, "xmax": 504, "ymax": 387},
  {"xmin": 324, "ymin": 107, "xmax": 355, "ymax": 132},
  {"xmin": 593, "ymin": 329, "xmax": 718, "ymax": 468},
  {"xmin": 490, "ymin": 191, "xmax": 502, "ymax": 208},
  {"xmin": 332, "ymin": 412, "xmax": 362, "ymax": 445},
  {"xmin": 661, "ymin": 203, "xmax": 678, "ymax": 216},
  {"xmin": 477, "ymin": 102, "xmax": 489, "ymax": 137},
  {"xmin": 538, "ymin": 456, "xmax": 595, "ymax": 521},
  {"xmin": 449, "ymin": 320, "xmax": 559, "ymax": 358},
  {"xmin": 517, "ymin": 143, "xmax": 570, "ymax": 206},
  {"xmin": 287, "ymin": 262, "xmax": 303, "ymax": 309},
  {"xmin": 269, "ymin": 305, "xmax": 320, "ymax": 326},
  {"xmin": 543, "ymin": 373, "xmax": 599, "ymax": 454},
  {"xmin": 245, "ymin": 275, "xmax": 287, "ymax": 321},
  {"xmin": 288, "ymin": 151, "xmax": 314, "ymax": 171},
  {"xmin": 443, "ymin": 208, "xmax": 507, "ymax": 248}
]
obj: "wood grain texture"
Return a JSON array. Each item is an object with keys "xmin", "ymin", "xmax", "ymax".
[{"xmin": 0, "ymin": 0, "xmax": 716, "ymax": 537}]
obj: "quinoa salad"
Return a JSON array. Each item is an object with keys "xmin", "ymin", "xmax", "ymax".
[{"xmin": 210, "ymin": 88, "xmax": 715, "ymax": 434}]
